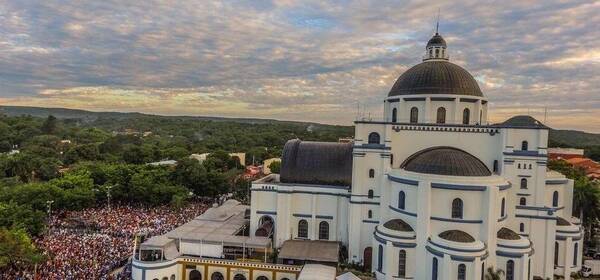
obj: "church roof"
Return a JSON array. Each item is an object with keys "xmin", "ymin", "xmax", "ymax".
[
  {"xmin": 280, "ymin": 139, "xmax": 353, "ymax": 186},
  {"xmin": 557, "ymin": 217, "xmax": 571, "ymax": 226},
  {"xmin": 401, "ymin": 146, "xmax": 491, "ymax": 177},
  {"xmin": 427, "ymin": 33, "xmax": 447, "ymax": 48},
  {"xmin": 383, "ymin": 219, "xmax": 414, "ymax": 232},
  {"xmin": 496, "ymin": 115, "xmax": 548, "ymax": 129},
  {"xmin": 439, "ymin": 230, "xmax": 475, "ymax": 243},
  {"xmin": 497, "ymin": 227, "xmax": 520, "ymax": 240}
]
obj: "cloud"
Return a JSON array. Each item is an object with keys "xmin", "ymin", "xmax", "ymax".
[{"xmin": 0, "ymin": 0, "xmax": 598, "ymax": 132}]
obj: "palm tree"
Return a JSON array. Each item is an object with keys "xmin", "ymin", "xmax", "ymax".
[
  {"xmin": 485, "ymin": 267, "xmax": 504, "ymax": 280},
  {"xmin": 573, "ymin": 177, "xmax": 600, "ymax": 240}
]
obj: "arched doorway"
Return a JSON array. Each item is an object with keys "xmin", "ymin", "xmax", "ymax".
[
  {"xmin": 234, "ymin": 274, "xmax": 247, "ymax": 280},
  {"xmin": 189, "ymin": 270, "xmax": 202, "ymax": 280},
  {"xmin": 363, "ymin": 247, "xmax": 373, "ymax": 271},
  {"xmin": 211, "ymin": 272, "xmax": 224, "ymax": 280}
]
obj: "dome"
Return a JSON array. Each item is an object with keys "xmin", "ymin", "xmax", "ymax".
[
  {"xmin": 401, "ymin": 146, "xmax": 491, "ymax": 176},
  {"xmin": 383, "ymin": 219, "xmax": 414, "ymax": 232},
  {"xmin": 497, "ymin": 227, "xmax": 520, "ymax": 240},
  {"xmin": 496, "ymin": 115, "xmax": 548, "ymax": 129},
  {"xmin": 388, "ymin": 61, "xmax": 483, "ymax": 97},
  {"xmin": 439, "ymin": 230, "xmax": 475, "ymax": 243},
  {"xmin": 427, "ymin": 33, "xmax": 446, "ymax": 48}
]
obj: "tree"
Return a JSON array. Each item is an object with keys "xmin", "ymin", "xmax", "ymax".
[
  {"xmin": 0, "ymin": 228, "xmax": 44, "ymax": 269},
  {"xmin": 122, "ymin": 145, "xmax": 146, "ymax": 164},
  {"xmin": 573, "ymin": 177, "xmax": 600, "ymax": 240},
  {"xmin": 40, "ymin": 115, "xmax": 58, "ymax": 135},
  {"xmin": 0, "ymin": 141, "xmax": 10, "ymax": 153},
  {"xmin": 268, "ymin": 161, "xmax": 281, "ymax": 174},
  {"xmin": 484, "ymin": 267, "xmax": 504, "ymax": 280}
]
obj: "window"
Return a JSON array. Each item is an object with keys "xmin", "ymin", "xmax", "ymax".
[
  {"xmin": 452, "ymin": 198, "xmax": 463, "ymax": 219},
  {"xmin": 390, "ymin": 154, "xmax": 394, "ymax": 165},
  {"xmin": 189, "ymin": 270, "xmax": 202, "ymax": 280},
  {"xmin": 552, "ymin": 191, "xmax": 559, "ymax": 207},
  {"xmin": 462, "ymin": 108, "xmax": 470, "ymax": 124},
  {"xmin": 458, "ymin": 264, "xmax": 466, "ymax": 280},
  {"xmin": 369, "ymin": 169, "xmax": 375, "ymax": 178},
  {"xmin": 211, "ymin": 272, "xmax": 224, "ymax": 280},
  {"xmin": 171, "ymin": 275, "xmax": 176, "ymax": 280},
  {"xmin": 163, "ymin": 277, "xmax": 168, "ymax": 280},
  {"xmin": 233, "ymin": 274, "xmax": 246, "ymax": 280},
  {"xmin": 554, "ymin": 242, "xmax": 559, "ymax": 265},
  {"xmin": 529, "ymin": 164, "xmax": 532, "ymax": 169},
  {"xmin": 521, "ymin": 141, "xmax": 529, "ymax": 151},
  {"xmin": 435, "ymin": 48, "xmax": 440, "ymax": 58},
  {"xmin": 398, "ymin": 191, "xmax": 406, "ymax": 210},
  {"xmin": 432, "ymin": 257, "xmax": 438, "ymax": 280},
  {"xmin": 520, "ymin": 178, "xmax": 527, "ymax": 189},
  {"xmin": 493, "ymin": 160, "xmax": 498, "ymax": 173},
  {"xmin": 377, "ymin": 245, "xmax": 384, "ymax": 272},
  {"xmin": 368, "ymin": 132, "xmax": 380, "ymax": 144},
  {"xmin": 429, "ymin": 49, "xmax": 433, "ymax": 57},
  {"xmin": 520, "ymin": 197, "xmax": 526, "ymax": 206},
  {"xmin": 398, "ymin": 250, "xmax": 406, "ymax": 277},
  {"xmin": 520, "ymin": 223, "xmax": 525, "ymax": 232},
  {"xmin": 256, "ymin": 277, "xmax": 268, "ymax": 280},
  {"xmin": 518, "ymin": 163, "xmax": 521, "ymax": 169},
  {"xmin": 574, "ymin": 243, "xmax": 578, "ymax": 265},
  {"xmin": 528, "ymin": 259, "xmax": 531, "ymax": 280},
  {"xmin": 368, "ymin": 189, "xmax": 374, "ymax": 198},
  {"xmin": 501, "ymin": 198, "xmax": 506, "ymax": 217},
  {"xmin": 298, "ymin": 220, "xmax": 308, "ymax": 238},
  {"xmin": 319, "ymin": 221, "xmax": 329, "ymax": 240},
  {"xmin": 368, "ymin": 210, "xmax": 373, "ymax": 219},
  {"xmin": 506, "ymin": 260, "xmax": 514, "ymax": 280},
  {"xmin": 436, "ymin": 107, "xmax": 446, "ymax": 124},
  {"xmin": 410, "ymin": 107, "xmax": 419, "ymax": 123},
  {"xmin": 392, "ymin": 108, "xmax": 397, "ymax": 123},
  {"xmin": 479, "ymin": 110, "xmax": 483, "ymax": 124}
]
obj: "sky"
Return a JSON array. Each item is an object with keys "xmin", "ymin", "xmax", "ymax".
[{"xmin": 0, "ymin": 0, "xmax": 598, "ymax": 132}]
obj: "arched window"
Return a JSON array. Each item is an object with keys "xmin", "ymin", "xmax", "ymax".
[
  {"xmin": 398, "ymin": 250, "xmax": 406, "ymax": 277},
  {"xmin": 493, "ymin": 160, "xmax": 499, "ymax": 173},
  {"xmin": 506, "ymin": 260, "xmax": 514, "ymax": 280},
  {"xmin": 452, "ymin": 198, "xmax": 463, "ymax": 219},
  {"xmin": 392, "ymin": 108, "xmax": 397, "ymax": 123},
  {"xmin": 398, "ymin": 191, "xmax": 406, "ymax": 210},
  {"xmin": 520, "ymin": 178, "xmax": 527, "ymax": 189},
  {"xmin": 501, "ymin": 198, "xmax": 506, "ymax": 217},
  {"xmin": 458, "ymin": 263, "xmax": 466, "ymax": 280},
  {"xmin": 368, "ymin": 189, "xmax": 374, "ymax": 198},
  {"xmin": 171, "ymin": 275, "xmax": 176, "ymax": 280},
  {"xmin": 518, "ymin": 163, "xmax": 521, "ymax": 169},
  {"xmin": 163, "ymin": 277, "xmax": 168, "ymax": 280},
  {"xmin": 377, "ymin": 245, "xmax": 384, "ymax": 272},
  {"xmin": 435, "ymin": 48, "xmax": 440, "ymax": 58},
  {"xmin": 520, "ymin": 223, "xmax": 525, "ymax": 232},
  {"xmin": 319, "ymin": 221, "xmax": 329, "ymax": 240},
  {"xmin": 432, "ymin": 257, "xmax": 438, "ymax": 280},
  {"xmin": 189, "ymin": 270, "xmax": 202, "ymax": 280},
  {"xmin": 436, "ymin": 107, "xmax": 446, "ymax": 124},
  {"xmin": 368, "ymin": 210, "xmax": 373, "ymax": 219},
  {"xmin": 429, "ymin": 49, "xmax": 433, "ymax": 57},
  {"xmin": 552, "ymin": 191, "xmax": 559, "ymax": 207},
  {"xmin": 554, "ymin": 242, "xmax": 559, "ymax": 265},
  {"xmin": 256, "ymin": 277, "xmax": 268, "ymax": 280},
  {"xmin": 298, "ymin": 220, "xmax": 308, "ymax": 238},
  {"xmin": 521, "ymin": 141, "xmax": 529, "ymax": 151},
  {"xmin": 574, "ymin": 243, "xmax": 579, "ymax": 265},
  {"xmin": 368, "ymin": 132, "xmax": 380, "ymax": 144},
  {"xmin": 233, "ymin": 274, "xmax": 246, "ymax": 280},
  {"xmin": 479, "ymin": 110, "xmax": 483, "ymax": 124},
  {"xmin": 369, "ymin": 169, "xmax": 375, "ymax": 178},
  {"xmin": 410, "ymin": 107, "xmax": 419, "ymax": 123},
  {"xmin": 520, "ymin": 197, "xmax": 526, "ymax": 206},
  {"xmin": 462, "ymin": 108, "xmax": 470, "ymax": 125},
  {"xmin": 529, "ymin": 164, "xmax": 532, "ymax": 169},
  {"xmin": 211, "ymin": 272, "xmax": 224, "ymax": 280}
]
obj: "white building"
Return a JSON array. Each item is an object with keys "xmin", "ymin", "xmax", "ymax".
[{"xmin": 250, "ymin": 32, "xmax": 582, "ymax": 280}]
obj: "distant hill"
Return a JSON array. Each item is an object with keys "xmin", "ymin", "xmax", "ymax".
[
  {"xmin": 0, "ymin": 105, "xmax": 321, "ymax": 126},
  {"xmin": 2, "ymin": 105, "xmax": 600, "ymax": 148}
]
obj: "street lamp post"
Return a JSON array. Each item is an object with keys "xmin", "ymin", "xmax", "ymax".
[
  {"xmin": 46, "ymin": 200, "xmax": 54, "ymax": 220},
  {"xmin": 105, "ymin": 185, "xmax": 113, "ymax": 212}
]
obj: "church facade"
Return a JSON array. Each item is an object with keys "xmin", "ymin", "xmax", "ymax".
[{"xmin": 250, "ymin": 32, "xmax": 582, "ymax": 280}]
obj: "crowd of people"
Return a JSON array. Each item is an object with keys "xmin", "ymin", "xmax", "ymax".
[{"xmin": 1, "ymin": 201, "xmax": 211, "ymax": 280}]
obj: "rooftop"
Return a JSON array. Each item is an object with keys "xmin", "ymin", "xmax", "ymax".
[
  {"xmin": 278, "ymin": 240, "xmax": 340, "ymax": 263},
  {"xmin": 401, "ymin": 146, "xmax": 491, "ymax": 177}
]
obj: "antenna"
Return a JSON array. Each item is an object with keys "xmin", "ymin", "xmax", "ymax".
[
  {"xmin": 436, "ymin": 8, "xmax": 440, "ymax": 34},
  {"xmin": 544, "ymin": 107, "xmax": 548, "ymax": 123}
]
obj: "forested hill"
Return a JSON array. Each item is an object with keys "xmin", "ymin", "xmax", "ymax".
[{"xmin": 2, "ymin": 105, "xmax": 599, "ymax": 160}]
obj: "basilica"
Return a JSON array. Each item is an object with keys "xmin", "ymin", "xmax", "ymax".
[
  {"xmin": 132, "ymin": 32, "xmax": 582, "ymax": 280},
  {"xmin": 250, "ymin": 31, "xmax": 582, "ymax": 280}
]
